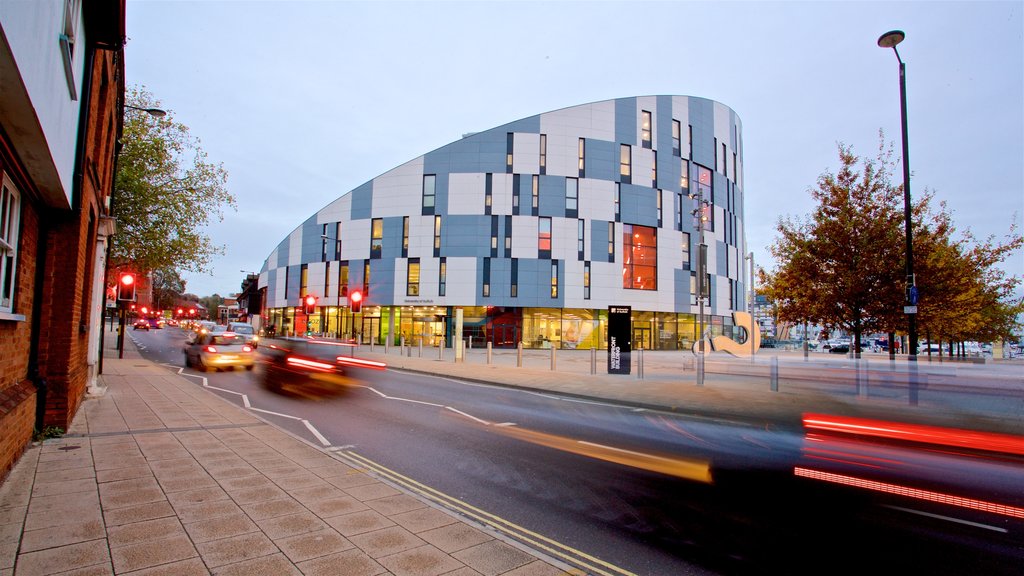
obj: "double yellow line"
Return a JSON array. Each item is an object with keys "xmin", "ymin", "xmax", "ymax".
[{"xmin": 333, "ymin": 449, "xmax": 639, "ymax": 576}]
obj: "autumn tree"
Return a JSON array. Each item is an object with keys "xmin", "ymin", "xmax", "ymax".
[
  {"xmin": 763, "ymin": 140, "xmax": 905, "ymax": 353},
  {"xmin": 110, "ymin": 86, "xmax": 235, "ymax": 281}
]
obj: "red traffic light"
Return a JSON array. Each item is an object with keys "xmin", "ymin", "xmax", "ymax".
[
  {"xmin": 303, "ymin": 294, "xmax": 317, "ymax": 314},
  {"xmin": 350, "ymin": 290, "xmax": 362, "ymax": 313},
  {"xmin": 120, "ymin": 274, "xmax": 134, "ymax": 286},
  {"xmin": 117, "ymin": 272, "xmax": 137, "ymax": 301},
  {"xmin": 304, "ymin": 295, "xmax": 316, "ymax": 306},
  {"xmin": 140, "ymin": 306, "xmax": 148, "ymax": 314}
]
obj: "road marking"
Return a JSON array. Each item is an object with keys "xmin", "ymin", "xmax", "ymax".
[
  {"xmin": 303, "ymin": 419, "xmax": 331, "ymax": 446},
  {"xmin": 334, "ymin": 449, "xmax": 637, "ymax": 576},
  {"xmin": 445, "ymin": 406, "xmax": 491, "ymax": 426},
  {"xmin": 883, "ymin": 505, "xmax": 1009, "ymax": 532},
  {"xmin": 249, "ymin": 407, "xmax": 302, "ymax": 421}
]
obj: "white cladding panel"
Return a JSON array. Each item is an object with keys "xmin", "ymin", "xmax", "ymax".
[
  {"xmin": 511, "ymin": 216, "xmax": 539, "ymax": 260},
  {"xmin": 512, "ymin": 133, "xmax": 540, "ymax": 175},
  {"xmin": 579, "ymin": 179, "xmax": 615, "ymax": 223},
  {"xmin": 444, "ymin": 257, "xmax": 477, "ymax": 303},
  {"xmin": 373, "ymin": 159, "xmax": 425, "ymax": 218},
  {"xmin": 340, "ymin": 218, "xmax": 371, "ymax": 261},
  {"xmin": 447, "ymin": 173, "xmax": 485, "ymax": 215},
  {"xmin": 490, "ymin": 173, "xmax": 513, "ymax": 216}
]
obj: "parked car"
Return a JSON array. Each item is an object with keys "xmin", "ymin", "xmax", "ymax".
[
  {"xmin": 227, "ymin": 322, "xmax": 259, "ymax": 348},
  {"xmin": 132, "ymin": 318, "xmax": 149, "ymax": 330},
  {"xmin": 258, "ymin": 337, "xmax": 385, "ymax": 393},
  {"xmin": 183, "ymin": 332, "xmax": 255, "ymax": 372}
]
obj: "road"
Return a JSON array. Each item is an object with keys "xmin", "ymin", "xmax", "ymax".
[{"xmin": 129, "ymin": 326, "xmax": 1024, "ymax": 575}]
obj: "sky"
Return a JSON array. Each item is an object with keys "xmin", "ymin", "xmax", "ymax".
[{"xmin": 123, "ymin": 0, "xmax": 1024, "ymax": 299}]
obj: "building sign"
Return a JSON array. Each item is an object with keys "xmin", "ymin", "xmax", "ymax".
[{"xmin": 607, "ymin": 306, "xmax": 631, "ymax": 374}]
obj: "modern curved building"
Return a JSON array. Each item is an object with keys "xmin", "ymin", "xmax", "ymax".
[{"xmin": 259, "ymin": 95, "xmax": 748, "ymax": 350}]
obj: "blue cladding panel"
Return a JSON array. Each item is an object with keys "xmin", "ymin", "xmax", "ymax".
[
  {"xmin": 351, "ymin": 182, "xmax": 373, "ymax": 220},
  {"xmin": 434, "ymin": 173, "xmax": 449, "ymax": 216},
  {"xmin": 619, "ymin": 184, "xmax": 658, "ymax": 228},
  {"xmin": 656, "ymin": 149, "xmax": 680, "ymax": 191},
  {"xmin": 426, "ymin": 131, "xmax": 509, "ymax": 174},
  {"xmin": 615, "ymin": 98, "xmax": 637, "ymax": 146},
  {"xmin": 371, "ymin": 259, "xmax": 396, "ymax": 302},
  {"xmin": 517, "ymin": 258, "xmax": 563, "ymax": 307},
  {"xmin": 276, "ymin": 238, "xmax": 290, "ymax": 269},
  {"xmin": 585, "ymin": 140, "xmax": 616, "ymax": 181},
  {"xmin": 381, "ymin": 217, "xmax": 405, "ymax": 260},
  {"xmin": 688, "ymin": 97, "xmax": 714, "ymax": 170},
  {"xmin": 494, "ymin": 115, "xmax": 542, "ymax": 135},
  {"xmin": 591, "ymin": 220, "xmax": 610, "ymax": 261},
  {"xmin": 300, "ymin": 216, "xmax": 324, "ymax": 263},
  {"xmin": 286, "ymin": 266, "xmax": 301, "ymax": 305},
  {"xmin": 487, "ymin": 258, "xmax": 512, "ymax": 300},
  {"xmin": 443, "ymin": 215, "xmax": 490, "ymax": 257},
  {"xmin": 538, "ymin": 175, "xmax": 564, "ymax": 217}
]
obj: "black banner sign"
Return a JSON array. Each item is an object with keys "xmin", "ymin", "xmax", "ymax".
[{"xmin": 607, "ymin": 306, "xmax": 631, "ymax": 374}]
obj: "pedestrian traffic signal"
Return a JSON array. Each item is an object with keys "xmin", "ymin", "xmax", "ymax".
[
  {"xmin": 350, "ymin": 290, "xmax": 362, "ymax": 313},
  {"xmin": 117, "ymin": 273, "xmax": 136, "ymax": 301},
  {"xmin": 303, "ymin": 294, "xmax": 317, "ymax": 315}
]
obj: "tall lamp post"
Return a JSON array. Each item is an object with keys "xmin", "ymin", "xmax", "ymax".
[{"xmin": 878, "ymin": 29, "xmax": 918, "ymax": 361}]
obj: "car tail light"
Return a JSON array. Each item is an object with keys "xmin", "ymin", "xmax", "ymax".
[
  {"xmin": 205, "ymin": 346, "xmax": 217, "ymax": 353},
  {"xmin": 242, "ymin": 345, "xmax": 252, "ymax": 352}
]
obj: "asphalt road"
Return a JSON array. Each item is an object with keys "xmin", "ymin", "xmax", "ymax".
[{"xmin": 129, "ymin": 326, "xmax": 1024, "ymax": 575}]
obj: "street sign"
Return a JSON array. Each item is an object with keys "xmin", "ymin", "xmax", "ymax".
[
  {"xmin": 904, "ymin": 305, "xmax": 918, "ymax": 314},
  {"xmin": 607, "ymin": 306, "xmax": 631, "ymax": 374}
]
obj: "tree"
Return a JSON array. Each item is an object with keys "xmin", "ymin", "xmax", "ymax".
[
  {"xmin": 764, "ymin": 140, "xmax": 905, "ymax": 353},
  {"xmin": 151, "ymin": 267, "xmax": 186, "ymax": 313},
  {"xmin": 110, "ymin": 86, "xmax": 235, "ymax": 277}
]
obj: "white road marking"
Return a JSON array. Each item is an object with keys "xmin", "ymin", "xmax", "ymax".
[
  {"xmin": 884, "ymin": 505, "xmax": 1008, "ymax": 533},
  {"xmin": 303, "ymin": 420, "xmax": 331, "ymax": 446}
]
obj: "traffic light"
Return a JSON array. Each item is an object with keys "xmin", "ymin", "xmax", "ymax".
[
  {"xmin": 117, "ymin": 273, "xmax": 136, "ymax": 301},
  {"xmin": 350, "ymin": 290, "xmax": 362, "ymax": 313},
  {"xmin": 140, "ymin": 306, "xmax": 148, "ymax": 315},
  {"xmin": 303, "ymin": 294, "xmax": 317, "ymax": 315}
]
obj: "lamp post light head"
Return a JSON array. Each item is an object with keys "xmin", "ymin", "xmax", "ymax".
[
  {"xmin": 124, "ymin": 104, "xmax": 167, "ymax": 118},
  {"xmin": 877, "ymin": 30, "xmax": 905, "ymax": 49}
]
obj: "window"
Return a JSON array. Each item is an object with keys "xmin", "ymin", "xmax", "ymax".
[
  {"xmin": 511, "ymin": 258, "xmax": 518, "ymax": 298},
  {"xmin": 641, "ymin": 111, "xmax": 652, "ymax": 149},
  {"xmin": 690, "ymin": 272, "xmax": 697, "ymax": 305},
  {"xmin": 565, "ymin": 177, "xmax": 578, "ymax": 217},
  {"xmin": 578, "ymin": 138, "xmax": 586, "ymax": 177},
  {"xmin": 504, "ymin": 215, "xmax": 512, "ymax": 257},
  {"xmin": 439, "ymin": 257, "xmax": 447, "ymax": 296},
  {"xmin": 722, "ymin": 142, "xmax": 728, "ymax": 175},
  {"xmin": 688, "ymin": 125, "xmax": 693, "ymax": 158},
  {"xmin": 680, "ymin": 159, "xmax": 689, "ymax": 190},
  {"xmin": 550, "ymin": 261, "xmax": 559, "ymax": 298},
  {"xmin": 620, "ymin": 144, "xmax": 631, "ymax": 182},
  {"xmin": 538, "ymin": 217, "xmax": 551, "ymax": 258},
  {"xmin": 407, "ymin": 258, "xmax": 420, "ymax": 296},
  {"xmin": 402, "ymin": 216, "xmax": 409, "ymax": 257},
  {"xmin": 339, "ymin": 261, "xmax": 349, "ymax": 296},
  {"xmin": 531, "ymin": 175, "xmax": 539, "ymax": 216},
  {"xmin": 506, "ymin": 133, "xmax": 514, "ymax": 173},
  {"xmin": 672, "ymin": 120, "xmax": 681, "ymax": 156},
  {"xmin": 657, "ymin": 190, "xmax": 663, "ymax": 227},
  {"xmin": 681, "ymin": 233, "xmax": 690, "ymax": 270},
  {"xmin": 422, "ymin": 174, "xmax": 436, "ymax": 215},
  {"xmin": 651, "ymin": 154, "xmax": 657, "ymax": 187},
  {"xmin": 623, "ymin": 224, "xmax": 657, "ymax": 290},
  {"xmin": 583, "ymin": 261, "xmax": 591, "ymax": 300},
  {"xmin": 696, "ymin": 164, "xmax": 714, "ymax": 231},
  {"xmin": 321, "ymin": 224, "xmax": 329, "ymax": 262},
  {"xmin": 363, "ymin": 261, "xmax": 370, "ymax": 295},
  {"xmin": 334, "ymin": 222, "xmax": 342, "ymax": 259},
  {"xmin": 300, "ymin": 264, "xmax": 309, "ymax": 297},
  {"xmin": 490, "ymin": 215, "xmax": 499, "ymax": 257},
  {"xmin": 0, "ymin": 174, "xmax": 21, "ymax": 313},
  {"xmin": 676, "ymin": 192, "xmax": 683, "ymax": 231},
  {"xmin": 512, "ymin": 174, "xmax": 520, "ymax": 215},
  {"xmin": 370, "ymin": 218, "xmax": 383, "ymax": 259},
  {"xmin": 539, "ymin": 134, "xmax": 547, "ymax": 175},
  {"xmin": 433, "ymin": 215, "xmax": 442, "ymax": 257},
  {"xmin": 608, "ymin": 222, "xmax": 615, "ymax": 262},
  {"xmin": 733, "ymin": 152, "xmax": 738, "ymax": 183},
  {"xmin": 577, "ymin": 219, "xmax": 585, "ymax": 261},
  {"xmin": 614, "ymin": 183, "xmax": 621, "ymax": 222},
  {"xmin": 482, "ymin": 258, "xmax": 491, "ymax": 297},
  {"xmin": 485, "ymin": 173, "xmax": 493, "ymax": 215}
]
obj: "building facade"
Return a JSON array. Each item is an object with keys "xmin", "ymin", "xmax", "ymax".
[
  {"xmin": 260, "ymin": 96, "xmax": 747, "ymax": 350},
  {"xmin": 0, "ymin": 0, "xmax": 125, "ymax": 478}
]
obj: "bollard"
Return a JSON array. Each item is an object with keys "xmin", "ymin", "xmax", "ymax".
[
  {"xmin": 418, "ymin": 340, "xmax": 422, "ymax": 357},
  {"xmin": 590, "ymin": 348, "xmax": 596, "ymax": 374},
  {"xmin": 517, "ymin": 342, "xmax": 523, "ymax": 367},
  {"xmin": 770, "ymin": 356, "xmax": 779, "ymax": 391},
  {"xmin": 438, "ymin": 337, "xmax": 445, "ymax": 361},
  {"xmin": 550, "ymin": 346, "xmax": 556, "ymax": 371},
  {"xmin": 637, "ymin": 348, "xmax": 644, "ymax": 379},
  {"xmin": 487, "ymin": 342, "xmax": 492, "ymax": 365},
  {"xmin": 697, "ymin": 354, "xmax": 704, "ymax": 387},
  {"xmin": 384, "ymin": 338, "xmax": 389, "ymax": 355},
  {"xmin": 401, "ymin": 336, "xmax": 405, "ymax": 357}
]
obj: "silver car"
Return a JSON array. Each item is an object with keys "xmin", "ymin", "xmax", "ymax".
[{"xmin": 184, "ymin": 332, "xmax": 255, "ymax": 372}]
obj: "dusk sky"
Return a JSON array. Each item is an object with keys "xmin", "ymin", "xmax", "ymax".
[{"xmin": 123, "ymin": 0, "xmax": 1023, "ymax": 299}]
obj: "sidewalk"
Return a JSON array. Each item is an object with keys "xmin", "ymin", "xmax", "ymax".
[{"xmin": 0, "ymin": 336, "xmax": 572, "ymax": 576}]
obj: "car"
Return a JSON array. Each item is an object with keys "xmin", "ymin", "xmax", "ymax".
[
  {"xmin": 227, "ymin": 322, "xmax": 259, "ymax": 348},
  {"xmin": 183, "ymin": 331, "xmax": 255, "ymax": 372},
  {"xmin": 258, "ymin": 337, "xmax": 386, "ymax": 393},
  {"xmin": 132, "ymin": 318, "xmax": 149, "ymax": 330}
]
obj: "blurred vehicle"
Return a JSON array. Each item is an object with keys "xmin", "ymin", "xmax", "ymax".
[
  {"xmin": 227, "ymin": 321, "xmax": 259, "ymax": 348},
  {"xmin": 259, "ymin": 337, "xmax": 385, "ymax": 393},
  {"xmin": 827, "ymin": 340, "xmax": 850, "ymax": 354},
  {"xmin": 132, "ymin": 318, "xmax": 149, "ymax": 330},
  {"xmin": 183, "ymin": 331, "xmax": 255, "ymax": 372},
  {"xmin": 186, "ymin": 320, "xmax": 219, "ymax": 344},
  {"xmin": 148, "ymin": 317, "xmax": 162, "ymax": 329}
]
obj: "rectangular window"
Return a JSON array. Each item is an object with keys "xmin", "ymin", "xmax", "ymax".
[
  {"xmin": 439, "ymin": 257, "xmax": 447, "ymax": 297},
  {"xmin": 284, "ymin": 267, "xmax": 290, "ymax": 300},
  {"xmin": 641, "ymin": 110, "xmax": 652, "ymax": 149},
  {"xmin": 321, "ymin": 224, "xmax": 329, "ymax": 262},
  {"xmin": 363, "ymin": 261, "xmax": 370, "ymax": 295},
  {"xmin": 300, "ymin": 264, "xmax": 309, "ymax": 298},
  {"xmin": 433, "ymin": 215, "xmax": 442, "ymax": 257},
  {"xmin": 676, "ymin": 192, "xmax": 683, "ymax": 231},
  {"xmin": 688, "ymin": 125, "xmax": 693, "ymax": 158},
  {"xmin": 370, "ymin": 218, "xmax": 383, "ymax": 259},
  {"xmin": 696, "ymin": 164, "xmax": 714, "ymax": 231},
  {"xmin": 335, "ymin": 222, "xmax": 342, "ymax": 260},
  {"xmin": 722, "ymin": 142, "xmax": 728, "ymax": 175},
  {"xmin": 565, "ymin": 177, "xmax": 578, "ymax": 217},
  {"xmin": 657, "ymin": 190, "xmax": 663, "ymax": 228},
  {"xmin": 614, "ymin": 183, "xmax": 621, "ymax": 222},
  {"xmin": 651, "ymin": 154, "xmax": 657, "ymax": 188},
  {"xmin": 583, "ymin": 261, "xmax": 591, "ymax": 300},
  {"xmin": 681, "ymin": 233, "xmax": 690, "ymax": 270},
  {"xmin": 506, "ymin": 132, "xmax": 514, "ymax": 173},
  {"xmin": 339, "ymin": 261, "xmax": 349, "ymax": 297},
  {"xmin": 482, "ymin": 258, "xmax": 491, "ymax": 297},
  {"xmin": 577, "ymin": 219, "xmax": 585, "ymax": 261},
  {"xmin": 672, "ymin": 120, "xmax": 681, "ymax": 156},
  {"xmin": 550, "ymin": 261, "xmax": 559, "ymax": 298},
  {"xmin": 490, "ymin": 215, "xmax": 499, "ymax": 257},
  {"xmin": 578, "ymin": 138, "xmax": 586, "ymax": 177},
  {"xmin": 422, "ymin": 174, "xmax": 436, "ymax": 215},
  {"xmin": 0, "ymin": 174, "xmax": 21, "ymax": 313},
  {"xmin": 539, "ymin": 134, "xmax": 547, "ymax": 175},
  {"xmin": 531, "ymin": 175, "xmax": 539, "ymax": 216},
  {"xmin": 538, "ymin": 217, "xmax": 552, "ymax": 259},
  {"xmin": 690, "ymin": 272, "xmax": 697, "ymax": 305},
  {"xmin": 402, "ymin": 216, "xmax": 409, "ymax": 257},
  {"xmin": 512, "ymin": 174, "xmax": 520, "ymax": 215},
  {"xmin": 623, "ymin": 224, "xmax": 657, "ymax": 290},
  {"xmin": 485, "ymin": 173, "xmax": 493, "ymax": 215},
  {"xmin": 504, "ymin": 215, "xmax": 513, "ymax": 257},
  {"xmin": 511, "ymin": 258, "xmax": 518, "ymax": 298},
  {"xmin": 680, "ymin": 159, "xmax": 689, "ymax": 190},
  {"xmin": 619, "ymin": 144, "xmax": 631, "ymax": 183},
  {"xmin": 607, "ymin": 222, "xmax": 615, "ymax": 263},
  {"xmin": 407, "ymin": 258, "xmax": 420, "ymax": 296}
]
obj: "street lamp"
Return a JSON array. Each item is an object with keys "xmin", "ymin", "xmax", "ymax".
[
  {"xmin": 878, "ymin": 29, "xmax": 918, "ymax": 361},
  {"xmin": 124, "ymin": 104, "xmax": 166, "ymax": 118}
]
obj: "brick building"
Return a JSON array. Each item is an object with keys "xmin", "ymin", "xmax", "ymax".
[{"xmin": 0, "ymin": 2, "xmax": 125, "ymax": 478}]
